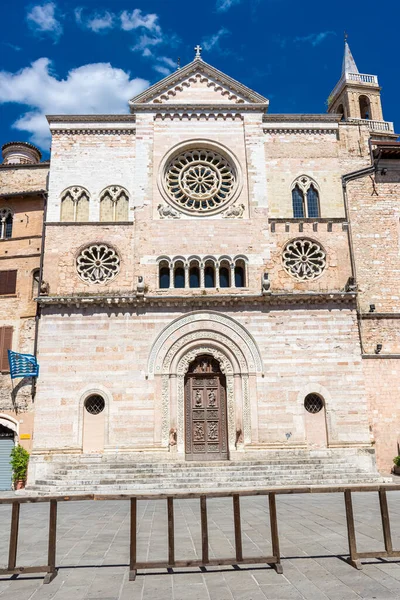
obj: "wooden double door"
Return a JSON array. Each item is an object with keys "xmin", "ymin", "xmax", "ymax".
[{"xmin": 184, "ymin": 355, "xmax": 228, "ymax": 461}]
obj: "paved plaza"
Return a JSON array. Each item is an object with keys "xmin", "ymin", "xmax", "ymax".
[{"xmin": 0, "ymin": 492, "xmax": 400, "ymax": 600}]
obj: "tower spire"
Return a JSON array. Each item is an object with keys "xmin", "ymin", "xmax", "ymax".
[{"xmin": 342, "ymin": 35, "xmax": 359, "ymax": 76}]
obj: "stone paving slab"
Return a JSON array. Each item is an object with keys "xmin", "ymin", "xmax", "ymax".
[{"xmin": 0, "ymin": 493, "xmax": 399, "ymax": 599}]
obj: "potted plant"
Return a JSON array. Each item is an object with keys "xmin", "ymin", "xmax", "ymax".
[
  {"xmin": 393, "ymin": 456, "xmax": 400, "ymax": 476},
  {"xmin": 10, "ymin": 445, "xmax": 30, "ymax": 490}
]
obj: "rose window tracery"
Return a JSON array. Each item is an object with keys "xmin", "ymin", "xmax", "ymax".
[
  {"xmin": 165, "ymin": 149, "xmax": 236, "ymax": 214},
  {"xmin": 76, "ymin": 244, "xmax": 120, "ymax": 284},
  {"xmin": 282, "ymin": 239, "xmax": 326, "ymax": 280}
]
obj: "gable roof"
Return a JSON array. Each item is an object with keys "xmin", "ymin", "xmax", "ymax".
[{"xmin": 129, "ymin": 57, "xmax": 269, "ymax": 110}]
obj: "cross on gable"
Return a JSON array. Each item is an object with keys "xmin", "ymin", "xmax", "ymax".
[{"xmin": 194, "ymin": 44, "xmax": 202, "ymax": 58}]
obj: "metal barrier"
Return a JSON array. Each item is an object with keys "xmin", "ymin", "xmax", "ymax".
[{"xmin": 0, "ymin": 485, "xmax": 399, "ymax": 583}]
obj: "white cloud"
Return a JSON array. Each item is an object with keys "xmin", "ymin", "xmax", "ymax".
[
  {"xmin": 26, "ymin": 2, "xmax": 63, "ymax": 40},
  {"xmin": 216, "ymin": 0, "xmax": 241, "ymax": 12},
  {"xmin": 202, "ymin": 27, "xmax": 230, "ymax": 52},
  {"xmin": 153, "ymin": 65, "xmax": 171, "ymax": 77},
  {"xmin": 131, "ymin": 33, "xmax": 164, "ymax": 57},
  {"xmin": 3, "ymin": 42, "xmax": 22, "ymax": 51},
  {"xmin": 153, "ymin": 57, "xmax": 176, "ymax": 76},
  {"xmin": 0, "ymin": 58, "xmax": 148, "ymax": 148},
  {"xmin": 120, "ymin": 8, "xmax": 160, "ymax": 32},
  {"xmin": 157, "ymin": 56, "xmax": 177, "ymax": 69},
  {"xmin": 294, "ymin": 31, "xmax": 336, "ymax": 46},
  {"xmin": 74, "ymin": 8, "xmax": 115, "ymax": 33}
]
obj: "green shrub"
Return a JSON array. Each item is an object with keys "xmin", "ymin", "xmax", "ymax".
[
  {"xmin": 393, "ymin": 456, "xmax": 400, "ymax": 467},
  {"xmin": 10, "ymin": 445, "xmax": 30, "ymax": 482}
]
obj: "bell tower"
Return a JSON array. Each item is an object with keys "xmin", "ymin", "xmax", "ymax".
[{"xmin": 327, "ymin": 37, "xmax": 395, "ymax": 137}]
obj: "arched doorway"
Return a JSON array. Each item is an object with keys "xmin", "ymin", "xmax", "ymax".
[
  {"xmin": 0, "ymin": 424, "xmax": 14, "ymax": 490},
  {"xmin": 184, "ymin": 355, "xmax": 228, "ymax": 461}
]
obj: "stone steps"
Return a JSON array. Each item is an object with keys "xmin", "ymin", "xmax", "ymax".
[{"xmin": 28, "ymin": 452, "xmax": 384, "ymax": 494}]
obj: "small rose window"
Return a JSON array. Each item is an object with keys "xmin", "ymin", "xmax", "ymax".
[
  {"xmin": 76, "ymin": 244, "xmax": 120, "ymax": 284},
  {"xmin": 282, "ymin": 239, "xmax": 326, "ymax": 281}
]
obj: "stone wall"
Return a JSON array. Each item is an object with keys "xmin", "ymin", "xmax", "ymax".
[{"xmin": 33, "ymin": 306, "xmax": 369, "ymax": 454}]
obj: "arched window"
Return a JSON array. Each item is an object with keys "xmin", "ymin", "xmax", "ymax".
[
  {"xmin": 291, "ymin": 176, "xmax": 320, "ymax": 218},
  {"xmin": 234, "ymin": 260, "xmax": 246, "ymax": 287},
  {"xmin": 32, "ymin": 269, "xmax": 40, "ymax": 298},
  {"xmin": 204, "ymin": 262, "xmax": 215, "ymax": 288},
  {"xmin": 174, "ymin": 262, "xmax": 185, "ymax": 288},
  {"xmin": 306, "ymin": 185, "xmax": 320, "ymax": 219},
  {"xmin": 337, "ymin": 104, "xmax": 345, "ymax": 121},
  {"xmin": 60, "ymin": 187, "xmax": 90, "ymax": 222},
  {"xmin": 189, "ymin": 263, "xmax": 200, "ymax": 288},
  {"xmin": 100, "ymin": 186, "xmax": 129, "ymax": 222},
  {"xmin": 359, "ymin": 95, "xmax": 371, "ymax": 120},
  {"xmin": 219, "ymin": 262, "xmax": 230, "ymax": 288},
  {"xmin": 159, "ymin": 261, "xmax": 170, "ymax": 289},
  {"xmin": 292, "ymin": 185, "xmax": 305, "ymax": 218},
  {"xmin": 0, "ymin": 209, "xmax": 13, "ymax": 239}
]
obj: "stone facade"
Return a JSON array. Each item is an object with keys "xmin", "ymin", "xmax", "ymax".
[
  {"xmin": 3, "ymin": 45, "xmax": 399, "ymax": 487},
  {"xmin": 0, "ymin": 144, "xmax": 47, "ymax": 452}
]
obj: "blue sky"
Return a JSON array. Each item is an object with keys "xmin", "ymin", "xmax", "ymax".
[{"xmin": 1, "ymin": 0, "xmax": 399, "ymax": 159}]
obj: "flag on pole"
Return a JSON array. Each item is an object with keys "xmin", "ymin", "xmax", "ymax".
[{"xmin": 7, "ymin": 350, "xmax": 39, "ymax": 380}]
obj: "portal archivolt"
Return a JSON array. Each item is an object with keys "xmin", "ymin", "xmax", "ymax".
[{"xmin": 148, "ymin": 312, "xmax": 262, "ymax": 456}]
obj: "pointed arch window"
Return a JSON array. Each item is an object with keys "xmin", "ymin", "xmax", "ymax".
[
  {"xmin": 291, "ymin": 176, "xmax": 320, "ymax": 218},
  {"xmin": 100, "ymin": 186, "xmax": 129, "ymax": 222},
  {"xmin": 60, "ymin": 187, "xmax": 90, "ymax": 222}
]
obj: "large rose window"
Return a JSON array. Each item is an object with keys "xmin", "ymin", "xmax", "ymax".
[
  {"xmin": 282, "ymin": 239, "xmax": 326, "ymax": 280},
  {"xmin": 164, "ymin": 149, "xmax": 237, "ymax": 214},
  {"xmin": 76, "ymin": 244, "xmax": 120, "ymax": 284}
]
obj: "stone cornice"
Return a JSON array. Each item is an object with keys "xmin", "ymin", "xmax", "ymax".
[
  {"xmin": 0, "ymin": 189, "xmax": 46, "ymax": 198},
  {"xmin": 269, "ymin": 217, "xmax": 347, "ymax": 223},
  {"xmin": 131, "ymin": 103, "xmax": 267, "ymax": 113},
  {"xmin": 50, "ymin": 128, "xmax": 136, "ymax": 136},
  {"xmin": 0, "ymin": 162, "xmax": 49, "ymax": 170},
  {"xmin": 361, "ymin": 312, "xmax": 400, "ymax": 319},
  {"xmin": 37, "ymin": 292, "xmax": 357, "ymax": 309},
  {"xmin": 263, "ymin": 114, "xmax": 341, "ymax": 123},
  {"xmin": 47, "ymin": 115, "xmax": 136, "ymax": 123},
  {"xmin": 263, "ymin": 128, "xmax": 337, "ymax": 135}
]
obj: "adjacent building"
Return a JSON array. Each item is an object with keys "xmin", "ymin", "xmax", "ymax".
[{"xmin": 0, "ymin": 142, "xmax": 47, "ymax": 489}]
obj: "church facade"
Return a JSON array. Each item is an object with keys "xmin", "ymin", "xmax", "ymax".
[{"xmin": 24, "ymin": 43, "xmax": 400, "ymax": 487}]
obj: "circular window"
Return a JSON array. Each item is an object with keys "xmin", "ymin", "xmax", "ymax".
[
  {"xmin": 84, "ymin": 395, "xmax": 105, "ymax": 415},
  {"xmin": 76, "ymin": 244, "xmax": 120, "ymax": 284},
  {"xmin": 164, "ymin": 149, "xmax": 237, "ymax": 214},
  {"xmin": 282, "ymin": 239, "xmax": 326, "ymax": 281},
  {"xmin": 304, "ymin": 394, "xmax": 324, "ymax": 414}
]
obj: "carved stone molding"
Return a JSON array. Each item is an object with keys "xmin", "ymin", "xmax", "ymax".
[
  {"xmin": 51, "ymin": 129, "xmax": 136, "ymax": 136},
  {"xmin": 263, "ymin": 128, "xmax": 337, "ymax": 135},
  {"xmin": 154, "ymin": 113, "xmax": 244, "ymax": 121},
  {"xmin": 157, "ymin": 203, "xmax": 181, "ymax": 219},
  {"xmin": 161, "ymin": 330, "xmax": 248, "ymax": 374},
  {"xmin": 148, "ymin": 311, "xmax": 262, "ymax": 375},
  {"xmin": 222, "ymin": 203, "xmax": 245, "ymax": 218}
]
